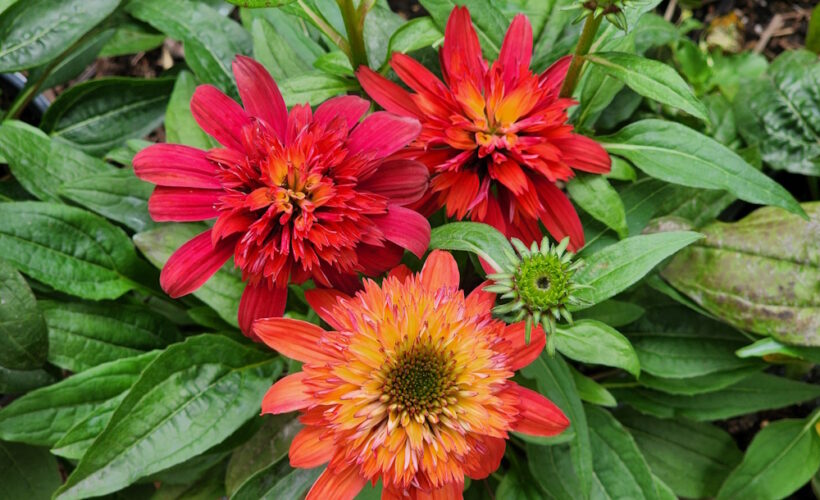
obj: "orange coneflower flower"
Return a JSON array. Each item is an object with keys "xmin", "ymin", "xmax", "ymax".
[
  {"xmin": 133, "ymin": 56, "xmax": 430, "ymax": 338},
  {"xmin": 358, "ymin": 7, "xmax": 611, "ymax": 250},
  {"xmin": 254, "ymin": 250, "xmax": 570, "ymax": 499}
]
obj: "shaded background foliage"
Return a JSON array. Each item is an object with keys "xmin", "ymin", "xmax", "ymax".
[{"xmin": 0, "ymin": 0, "xmax": 818, "ymax": 499}]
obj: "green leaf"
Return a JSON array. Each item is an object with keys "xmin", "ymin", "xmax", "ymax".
[
  {"xmin": 127, "ymin": 0, "xmax": 252, "ymax": 95},
  {"xmin": 617, "ymin": 410, "xmax": 743, "ymax": 498},
  {"xmin": 573, "ymin": 299, "xmax": 644, "ymax": 327},
  {"xmin": 240, "ymin": 8, "xmax": 324, "ymax": 65},
  {"xmin": 586, "ymin": 405, "xmax": 659, "ymax": 500},
  {"xmin": 40, "ymin": 300, "xmax": 181, "ymax": 372},
  {"xmin": 586, "ymin": 52, "xmax": 707, "ymax": 121},
  {"xmin": 573, "ymin": 31, "xmax": 634, "ymax": 130},
  {"xmin": 521, "ymin": 353, "xmax": 592, "ymax": 498},
  {"xmin": 633, "ymin": 13, "xmax": 678, "ymax": 53},
  {"xmin": 574, "ymin": 231, "xmax": 703, "ymax": 307},
  {"xmin": 662, "ymin": 203, "xmax": 820, "ymax": 346},
  {"xmin": 134, "ymin": 224, "xmax": 244, "ymax": 328},
  {"xmin": 59, "ymin": 168, "xmax": 156, "ymax": 232},
  {"xmin": 98, "ymin": 20, "xmax": 166, "ymax": 58},
  {"xmin": 364, "ymin": 5, "xmax": 405, "ymax": 69},
  {"xmin": 165, "ymin": 71, "xmax": 217, "ymax": 150},
  {"xmin": 555, "ymin": 320, "xmax": 640, "ymax": 377},
  {"xmin": 612, "ymin": 373, "xmax": 820, "ymax": 421},
  {"xmin": 736, "ymin": 337, "xmax": 820, "ymax": 364},
  {"xmin": 55, "ymin": 335, "xmax": 282, "ymax": 500},
  {"xmin": 526, "ymin": 443, "xmax": 585, "ymax": 500},
  {"xmin": 41, "ymin": 77, "xmax": 174, "ymax": 156},
  {"xmin": 703, "ymin": 93, "xmax": 738, "ymax": 146},
  {"xmin": 0, "ymin": 259, "xmax": 47, "ymax": 370},
  {"xmin": 430, "ymin": 222, "xmax": 515, "ymax": 273},
  {"xmin": 0, "ymin": 202, "xmax": 150, "ymax": 300},
  {"xmin": 278, "ymin": 74, "xmax": 358, "ymax": 107},
  {"xmin": 228, "ymin": 0, "xmax": 296, "ymax": 6},
  {"xmin": 383, "ymin": 16, "xmax": 442, "ymax": 68},
  {"xmin": 418, "ymin": 0, "xmax": 507, "ymax": 58},
  {"xmin": 231, "ymin": 459, "xmax": 321, "ymax": 500},
  {"xmin": 734, "ymin": 50, "xmax": 820, "ymax": 175},
  {"xmin": 0, "ymin": 365, "xmax": 54, "ymax": 394},
  {"xmin": 567, "ymin": 174, "xmax": 628, "ymax": 239},
  {"xmin": 251, "ymin": 17, "xmax": 314, "ymax": 81},
  {"xmin": 601, "ymin": 119, "xmax": 803, "ymax": 216},
  {"xmin": 637, "ymin": 366, "xmax": 764, "ymax": 396},
  {"xmin": 569, "ymin": 365, "xmax": 616, "ymax": 407},
  {"xmin": 0, "ymin": 120, "xmax": 110, "ymax": 202},
  {"xmin": 226, "ymin": 414, "xmax": 301, "ymax": 495},
  {"xmin": 27, "ymin": 28, "xmax": 114, "ymax": 90},
  {"xmin": 497, "ymin": 460, "xmax": 544, "ymax": 499},
  {"xmin": 808, "ymin": 4, "xmax": 820, "ymax": 54},
  {"xmin": 717, "ymin": 412, "xmax": 820, "ymax": 500},
  {"xmin": 0, "ymin": 0, "xmax": 119, "ymax": 72},
  {"xmin": 0, "ymin": 441, "xmax": 61, "ymax": 499},
  {"xmin": 312, "ymin": 51, "xmax": 353, "ymax": 78},
  {"xmin": 0, "ymin": 351, "xmax": 159, "ymax": 446},
  {"xmin": 50, "ymin": 396, "xmax": 125, "ymax": 460}
]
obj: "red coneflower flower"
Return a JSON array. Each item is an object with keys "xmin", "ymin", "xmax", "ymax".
[
  {"xmin": 254, "ymin": 250, "xmax": 570, "ymax": 499},
  {"xmin": 358, "ymin": 7, "xmax": 611, "ymax": 250},
  {"xmin": 134, "ymin": 56, "xmax": 431, "ymax": 338}
]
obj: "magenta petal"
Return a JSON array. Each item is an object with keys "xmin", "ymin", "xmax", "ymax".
[
  {"xmin": 498, "ymin": 14, "xmax": 533, "ymax": 88},
  {"xmin": 238, "ymin": 282, "xmax": 287, "ymax": 340},
  {"xmin": 348, "ymin": 112, "xmax": 421, "ymax": 159},
  {"xmin": 133, "ymin": 144, "xmax": 220, "ymax": 189},
  {"xmin": 191, "ymin": 84, "xmax": 252, "ymax": 151},
  {"xmin": 160, "ymin": 229, "xmax": 236, "ymax": 298},
  {"xmin": 313, "ymin": 95, "xmax": 370, "ymax": 129},
  {"xmin": 233, "ymin": 55, "xmax": 288, "ymax": 141},
  {"xmin": 148, "ymin": 186, "xmax": 221, "ymax": 222},
  {"xmin": 358, "ymin": 159, "xmax": 429, "ymax": 206},
  {"xmin": 371, "ymin": 205, "xmax": 430, "ymax": 258}
]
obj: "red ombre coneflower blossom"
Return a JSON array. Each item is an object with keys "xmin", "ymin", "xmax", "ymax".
[
  {"xmin": 358, "ymin": 7, "xmax": 611, "ymax": 251},
  {"xmin": 134, "ymin": 56, "xmax": 431, "ymax": 338}
]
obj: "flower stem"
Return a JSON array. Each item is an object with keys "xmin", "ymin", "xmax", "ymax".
[
  {"xmin": 559, "ymin": 10, "xmax": 604, "ymax": 98},
  {"xmin": 338, "ymin": 0, "xmax": 369, "ymax": 69},
  {"xmin": 297, "ymin": 0, "xmax": 350, "ymax": 57}
]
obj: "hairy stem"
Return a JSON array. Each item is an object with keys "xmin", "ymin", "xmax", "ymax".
[{"xmin": 559, "ymin": 10, "xmax": 603, "ymax": 99}]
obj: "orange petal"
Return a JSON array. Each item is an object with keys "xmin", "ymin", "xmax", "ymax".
[
  {"xmin": 306, "ymin": 465, "xmax": 367, "ymax": 500},
  {"xmin": 509, "ymin": 383, "xmax": 570, "ymax": 437},
  {"xmin": 465, "ymin": 280, "xmax": 496, "ymax": 313},
  {"xmin": 501, "ymin": 322, "xmax": 546, "ymax": 371},
  {"xmin": 464, "ymin": 436, "xmax": 505, "ymax": 480},
  {"xmin": 289, "ymin": 426, "xmax": 335, "ymax": 468},
  {"xmin": 253, "ymin": 318, "xmax": 336, "ymax": 364},
  {"xmin": 420, "ymin": 250, "xmax": 460, "ymax": 290},
  {"xmin": 304, "ymin": 288, "xmax": 350, "ymax": 331},
  {"xmin": 414, "ymin": 481, "xmax": 465, "ymax": 500},
  {"xmin": 261, "ymin": 372, "xmax": 311, "ymax": 414}
]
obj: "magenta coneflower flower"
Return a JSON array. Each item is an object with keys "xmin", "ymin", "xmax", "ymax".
[{"xmin": 134, "ymin": 56, "xmax": 431, "ymax": 338}]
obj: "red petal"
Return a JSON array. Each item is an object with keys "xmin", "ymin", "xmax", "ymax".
[
  {"xmin": 358, "ymin": 159, "xmax": 429, "ymax": 206},
  {"xmin": 356, "ymin": 65, "xmax": 421, "ymax": 117},
  {"xmin": 289, "ymin": 426, "xmax": 335, "ymax": 468},
  {"xmin": 371, "ymin": 205, "xmax": 431, "ymax": 258},
  {"xmin": 464, "ymin": 437, "xmax": 505, "ymax": 479},
  {"xmin": 160, "ymin": 229, "xmax": 235, "ymax": 298},
  {"xmin": 233, "ymin": 55, "xmax": 288, "ymax": 141},
  {"xmin": 556, "ymin": 135, "xmax": 611, "ymax": 174},
  {"xmin": 253, "ymin": 318, "xmax": 337, "ymax": 364},
  {"xmin": 190, "ymin": 84, "xmax": 251, "ymax": 151},
  {"xmin": 261, "ymin": 372, "xmax": 311, "ymax": 414},
  {"xmin": 441, "ymin": 6, "xmax": 486, "ymax": 88},
  {"xmin": 133, "ymin": 144, "xmax": 220, "ymax": 188},
  {"xmin": 509, "ymin": 383, "xmax": 570, "ymax": 437},
  {"xmin": 304, "ymin": 288, "xmax": 350, "ymax": 331},
  {"xmin": 391, "ymin": 53, "xmax": 453, "ymax": 104},
  {"xmin": 465, "ymin": 280, "xmax": 496, "ymax": 312},
  {"xmin": 306, "ymin": 465, "xmax": 367, "ymax": 500},
  {"xmin": 501, "ymin": 322, "xmax": 546, "ymax": 371},
  {"xmin": 314, "ymin": 95, "xmax": 370, "ymax": 129},
  {"xmin": 488, "ymin": 160, "xmax": 528, "ymax": 195},
  {"xmin": 348, "ymin": 112, "xmax": 421, "ymax": 159},
  {"xmin": 498, "ymin": 14, "xmax": 533, "ymax": 88},
  {"xmin": 148, "ymin": 186, "xmax": 220, "ymax": 222},
  {"xmin": 239, "ymin": 282, "xmax": 287, "ymax": 339},
  {"xmin": 533, "ymin": 178, "xmax": 584, "ymax": 251},
  {"xmin": 420, "ymin": 250, "xmax": 459, "ymax": 290},
  {"xmin": 540, "ymin": 55, "xmax": 572, "ymax": 97},
  {"xmin": 388, "ymin": 264, "xmax": 413, "ymax": 281},
  {"xmin": 356, "ymin": 242, "xmax": 404, "ymax": 276}
]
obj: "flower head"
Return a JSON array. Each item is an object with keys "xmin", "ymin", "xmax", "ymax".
[
  {"xmin": 358, "ymin": 8, "xmax": 610, "ymax": 251},
  {"xmin": 134, "ymin": 56, "xmax": 431, "ymax": 337},
  {"xmin": 488, "ymin": 237, "xmax": 586, "ymax": 348},
  {"xmin": 255, "ymin": 250, "xmax": 569, "ymax": 499}
]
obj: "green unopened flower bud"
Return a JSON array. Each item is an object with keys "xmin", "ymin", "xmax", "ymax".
[
  {"xmin": 569, "ymin": 0, "xmax": 631, "ymax": 30},
  {"xmin": 489, "ymin": 236, "xmax": 587, "ymax": 345}
]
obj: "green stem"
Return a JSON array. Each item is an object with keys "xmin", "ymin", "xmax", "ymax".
[
  {"xmin": 297, "ymin": 0, "xmax": 350, "ymax": 56},
  {"xmin": 338, "ymin": 0, "xmax": 369, "ymax": 69},
  {"xmin": 559, "ymin": 10, "xmax": 604, "ymax": 99}
]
